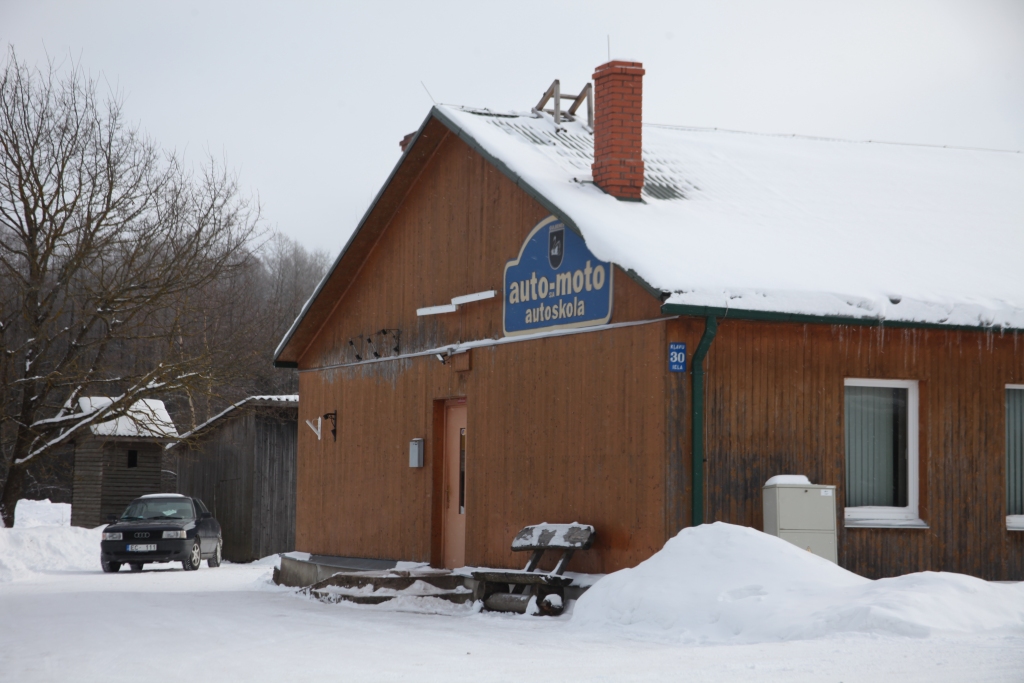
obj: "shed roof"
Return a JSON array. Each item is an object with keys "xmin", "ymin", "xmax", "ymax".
[
  {"xmin": 275, "ymin": 104, "xmax": 1024, "ymax": 365},
  {"xmin": 77, "ymin": 397, "xmax": 178, "ymax": 439},
  {"xmin": 168, "ymin": 394, "xmax": 298, "ymax": 447}
]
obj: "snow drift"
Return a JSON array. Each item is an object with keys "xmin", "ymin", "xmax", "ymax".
[
  {"xmin": 13, "ymin": 498, "xmax": 71, "ymax": 528},
  {"xmin": 0, "ymin": 499, "xmax": 101, "ymax": 582},
  {"xmin": 572, "ymin": 523, "xmax": 1024, "ymax": 643}
]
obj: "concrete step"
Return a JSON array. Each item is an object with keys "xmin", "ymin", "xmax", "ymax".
[
  {"xmin": 309, "ymin": 585, "xmax": 475, "ymax": 606},
  {"xmin": 308, "ymin": 569, "xmax": 466, "ymax": 593},
  {"xmin": 306, "ymin": 574, "xmax": 474, "ymax": 606}
]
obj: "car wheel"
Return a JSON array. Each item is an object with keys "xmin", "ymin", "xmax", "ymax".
[
  {"xmin": 207, "ymin": 539, "xmax": 222, "ymax": 568},
  {"xmin": 182, "ymin": 541, "xmax": 201, "ymax": 571},
  {"xmin": 129, "ymin": 562, "xmax": 144, "ymax": 572},
  {"xmin": 101, "ymin": 559, "xmax": 121, "ymax": 573}
]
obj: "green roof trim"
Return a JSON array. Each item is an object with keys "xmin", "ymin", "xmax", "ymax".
[{"xmin": 660, "ymin": 302, "xmax": 1024, "ymax": 334}]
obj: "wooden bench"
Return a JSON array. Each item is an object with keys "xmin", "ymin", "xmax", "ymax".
[{"xmin": 472, "ymin": 523, "xmax": 595, "ymax": 615}]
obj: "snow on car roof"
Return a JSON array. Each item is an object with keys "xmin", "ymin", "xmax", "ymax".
[
  {"xmin": 138, "ymin": 493, "xmax": 188, "ymax": 499},
  {"xmin": 437, "ymin": 105, "xmax": 1024, "ymax": 329}
]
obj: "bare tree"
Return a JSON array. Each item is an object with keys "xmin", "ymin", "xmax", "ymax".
[
  {"xmin": 0, "ymin": 49, "xmax": 260, "ymax": 526},
  {"xmin": 248, "ymin": 233, "xmax": 330, "ymax": 395}
]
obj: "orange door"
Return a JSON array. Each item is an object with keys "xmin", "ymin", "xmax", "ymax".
[{"xmin": 443, "ymin": 403, "xmax": 467, "ymax": 568}]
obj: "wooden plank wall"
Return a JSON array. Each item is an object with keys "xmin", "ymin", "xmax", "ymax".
[
  {"xmin": 160, "ymin": 448, "xmax": 177, "ymax": 493},
  {"xmin": 174, "ymin": 414, "xmax": 255, "ymax": 562},
  {"xmin": 299, "ymin": 132, "xmax": 659, "ymax": 372},
  {"xmin": 251, "ymin": 408, "xmax": 298, "ymax": 559},
  {"xmin": 295, "ymin": 132, "xmax": 666, "ymax": 573},
  {"xmin": 466, "ymin": 322, "xmax": 667, "ymax": 572},
  {"xmin": 173, "ymin": 407, "xmax": 297, "ymax": 562},
  {"xmin": 99, "ymin": 441, "xmax": 163, "ymax": 522},
  {"xmin": 298, "ymin": 318, "xmax": 667, "ymax": 574},
  {"xmin": 701, "ymin": 319, "xmax": 1024, "ymax": 580},
  {"xmin": 664, "ymin": 317, "xmax": 710, "ymax": 537},
  {"xmin": 71, "ymin": 439, "xmax": 104, "ymax": 527}
]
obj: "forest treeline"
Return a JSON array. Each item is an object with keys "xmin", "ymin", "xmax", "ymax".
[{"xmin": 0, "ymin": 48, "xmax": 329, "ymax": 524}]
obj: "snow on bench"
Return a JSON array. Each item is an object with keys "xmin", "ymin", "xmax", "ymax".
[
  {"xmin": 510, "ymin": 523, "xmax": 595, "ymax": 552},
  {"xmin": 472, "ymin": 523, "xmax": 596, "ymax": 615}
]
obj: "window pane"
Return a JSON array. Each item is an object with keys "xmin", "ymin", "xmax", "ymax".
[
  {"xmin": 845, "ymin": 386, "xmax": 909, "ymax": 507},
  {"xmin": 1008, "ymin": 389, "xmax": 1024, "ymax": 516}
]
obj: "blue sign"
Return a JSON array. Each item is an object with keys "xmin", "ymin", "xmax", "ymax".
[
  {"xmin": 504, "ymin": 216, "xmax": 613, "ymax": 336},
  {"xmin": 669, "ymin": 343, "xmax": 687, "ymax": 372}
]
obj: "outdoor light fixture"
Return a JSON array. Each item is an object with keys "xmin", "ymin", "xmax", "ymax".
[
  {"xmin": 323, "ymin": 411, "xmax": 337, "ymax": 442},
  {"xmin": 435, "ymin": 353, "xmax": 446, "ymax": 365}
]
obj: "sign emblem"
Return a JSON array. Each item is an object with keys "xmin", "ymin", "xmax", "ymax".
[
  {"xmin": 548, "ymin": 223, "xmax": 564, "ymax": 269},
  {"xmin": 503, "ymin": 216, "xmax": 613, "ymax": 336}
]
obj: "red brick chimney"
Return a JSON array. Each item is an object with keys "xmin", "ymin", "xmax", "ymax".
[{"xmin": 591, "ymin": 60, "xmax": 645, "ymax": 201}]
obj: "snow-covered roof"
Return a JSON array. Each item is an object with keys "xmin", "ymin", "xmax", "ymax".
[
  {"xmin": 168, "ymin": 394, "xmax": 298, "ymax": 447},
  {"xmin": 274, "ymin": 103, "xmax": 1024, "ymax": 365},
  {"xmin": 436, "ymin": 105, "xmax": 1024, "ymax": 328},
  {"xmin": 77, "ymin": 397, "xmax": 178, "ymax": 439}
]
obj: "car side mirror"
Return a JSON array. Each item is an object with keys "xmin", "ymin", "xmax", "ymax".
[
  {"xmin": 201, "ymin": 511, "xmax": 212, "ymax": 519},
  {"xmin": 107, "ymin": 515, "xmax": 118, "ymax": 523}
]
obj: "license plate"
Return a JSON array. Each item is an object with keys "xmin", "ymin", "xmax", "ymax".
[{"xmin": 126, "ymin": 544, "xmax": 157, "ymax": 552}]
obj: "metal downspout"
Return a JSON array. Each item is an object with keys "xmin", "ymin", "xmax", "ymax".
[{"xmin": 692, "ymin": 316, "xmax": 718, "ymax": 526}]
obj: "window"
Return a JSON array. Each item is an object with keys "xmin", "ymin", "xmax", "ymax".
[
  {"xmin": 120, "ymin": 498, "xmax": 194, "ymax": 520},
  {"xmin": 127, "ymin": 450, "xmax": 138, "ymax": 468},
  {"xmin": 844, "ymin": 379, "xmax": 924, "ymax": 527},
  {"xmin": 1007, "ymin": 385, "xmax": 1024, "ymax": 531}
]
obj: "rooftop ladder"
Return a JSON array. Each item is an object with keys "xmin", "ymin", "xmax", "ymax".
[{"xmin": 533, "ymin": 80, "xmax": 593, "ymax": 129}]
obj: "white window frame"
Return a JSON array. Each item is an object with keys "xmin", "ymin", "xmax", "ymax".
[
  {"xmin": 1006, "ymin": 384, "xmax": 1024, "ymax": 531},
  {"xmin": 843, "ymin": 378, "xmax": 925, "ymax": 528}
]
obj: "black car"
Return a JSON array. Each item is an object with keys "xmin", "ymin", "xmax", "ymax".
[{"xmin": 100, "ymin": 494, "xmax": 222, "ymax": 572}]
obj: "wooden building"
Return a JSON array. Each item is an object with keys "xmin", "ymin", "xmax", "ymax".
[
  {"xmin": 167, "ymin": 395, "xmax": 298, "ymax": 562},
  {"xmin": 274, "ymin": 61, "xmax": 1024, "ymax": 580},
  {"xmin": 71, "ymin": 398, "xmax": 178, "ymax": 527}
]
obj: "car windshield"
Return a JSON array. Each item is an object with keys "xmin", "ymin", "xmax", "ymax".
[{"xmin": 120, "ymin": 498, "xmax": 194, "ymax": 521}]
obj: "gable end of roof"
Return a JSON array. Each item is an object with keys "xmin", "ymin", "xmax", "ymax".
[{"xmin": 273, "ymin": 106, "xmax": 667, "ymax": 367}]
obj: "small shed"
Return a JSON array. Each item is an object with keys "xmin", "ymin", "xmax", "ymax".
[
  {"xmin": 70, "ymin": 398, "xmax": 179, "ymax": 528},
  {"xmin": 168, "ymin": 395, "xmax": 298, "ymax": 562}
]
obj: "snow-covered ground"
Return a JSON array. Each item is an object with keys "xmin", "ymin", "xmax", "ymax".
[{"xmin": 1, "ymin": 502, "xmax": 1022, "ymax": 682}]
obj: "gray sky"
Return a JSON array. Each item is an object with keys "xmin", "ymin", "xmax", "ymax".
[{"xmin": 2, "ymin": 1, "xmax": 1022, "ymax": 253}]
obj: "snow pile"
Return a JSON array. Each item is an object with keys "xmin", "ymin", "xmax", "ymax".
[
  {"xmin": 0, "ymin": 500, "xmax": 101, "ymax": 581},
  {"xmin": 572, "ymin": 523, "xmax": 1024, "ymax": 643},
  {"xmin": 14, "ymin": 498, "xmax": 71, "ymax": 528}
]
